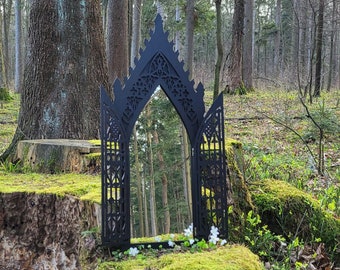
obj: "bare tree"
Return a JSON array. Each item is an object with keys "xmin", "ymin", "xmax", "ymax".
[
  {"xmin": 227, "ymin": 0, "xmax": 245, "ymax": 94},
  {"xmin": 242, "ymin": 0, "xmax": 254, "ymax": 90},
  {"xmin": 314, "ymin": 0, "xmax": 324, "ymax": 97},
  {"xmin": 14, "ymin": 0, "xmax": 23, "ymax": 93}
]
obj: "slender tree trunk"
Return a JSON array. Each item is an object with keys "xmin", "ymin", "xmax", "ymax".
[
  {"xmin": 314, "ymin": 0, "xmax": 324, "ymax": 97},
  {"xmin": 2, "ymin": 0, "xmax": 12, "ymax": 88},
  {"xmin": 153, "ymin": 130, "xmax": 171, "ymax": 234},
  {"xmin": 242, "ymin": 0, "xmax": 254, "ymax": 90},
  {"xmin": 326, "ymin": 0, "xmax": 336, "ymax": 91},
  {"xmin": 15, "ymin": 0, "xmax": 23, "ymax": 93},
  {"xmin": 130, "ymin": 0, "xmax": 144, "ymax": 237},
  {"xmin": 274, "ymin": 0, "xmax": 281, "ymax": 76},
  {"xmin": 146, "ymin": 105, "xmax": 157, "ymax": 236},
  {"xmin": 182, "ymin": 0, "xmax": 195, "ymax": 223},
  {"xmin": 227, "ymin": 0, "xmax": 244, "ymax": 94},
  {"xmin": 106, "ymin": 0, "xmax": 129, "ymax": 85},
  {"xmin": 213, "ymin": 0, "xmax": 223, "ymax": 100},
  {"xmin": 133, "ymin": 126, "xmax": 145, "ymax": 236},
  {"xmin": 130, "ymin": 0, "xmax": 142, "ymax": 67},
  {"xmin": 0, "ymin": 9, "xmax": 4, "ymax": 87}
]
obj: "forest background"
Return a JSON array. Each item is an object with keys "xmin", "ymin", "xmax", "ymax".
[{"xmin": 0, "ymin": 0, "xmax": 339, "ymax": 268}]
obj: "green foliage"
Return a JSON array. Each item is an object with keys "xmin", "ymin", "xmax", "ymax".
[
  {"xmin": 251, "ymin": 179, "xmax": 340, "ymax": 261},
  {"xmin": 0, "ymin": 87, "xmax": 13, "ymax": 102},
  {"xmin": 243, "ymin": 210, "xmax": 286, "ymax": 261},
  {"xmin": 302, "ymin": 99, "xmax": 340, "ymax": 141}
]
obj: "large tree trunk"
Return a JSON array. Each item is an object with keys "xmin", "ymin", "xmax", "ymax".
[
  {"xmin": 314, "ymin": 0, "xmax": 324, "ymax": 97},
  {"xmin": 106, "ymin": 0, "xmax": 129, "ymax": 85},
  {"xmin": 1, "ymin": 0, "xmax": 108, "ymax": 162},
  {"xmin": 227, "ymin": 0, "xmax": 245, "ymax": 94}
]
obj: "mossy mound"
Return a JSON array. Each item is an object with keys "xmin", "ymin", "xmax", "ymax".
[
  {"xmin": 97, "ymin": 245, "xmax": 263, "ymax": 270},
  {"xmin": 250, "ymin": 179, "xmax": 340, "ymax": 252}
]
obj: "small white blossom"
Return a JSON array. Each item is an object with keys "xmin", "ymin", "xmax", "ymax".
[
  {"xmin": 128, "ymin": 247, "xmax": 139, "ymax": 257},
  {"xmin": 184, "ymin": 223, "xmax": 193, "ymax": 237},
  {"xmin": 210, "ymin": 226, "xmax": 219, "ymax": 237},
  {"xmin": 209, "ymin": 235, "xmax": 219, "ymax": 245},
  {"xmin": 220, "ymin": 239, "xmax": 227, "ymax": 246},
  {"xmin": 189, "ymin": 238, "xmax": 195, "ymax": 245},
  {"xmin": 170, "ymin": 234, "xmax": 175, "ymax": 239},
  {"xmin": 168, "ymin": 240, "xmax": 175, "ymax": 247},
  {"xmin": 154, "ymin": 236, "xmax": 162, "ymax": 242}
]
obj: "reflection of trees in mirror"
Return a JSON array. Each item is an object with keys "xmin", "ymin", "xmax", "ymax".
[{"xmin": 130, "ymin": 87, "xmax": 191, "ymax": 239}]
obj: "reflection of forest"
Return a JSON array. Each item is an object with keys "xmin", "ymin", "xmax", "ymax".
[{"xmin": 130, "ymin": 89, "xmax": 191, "ymax": 238}]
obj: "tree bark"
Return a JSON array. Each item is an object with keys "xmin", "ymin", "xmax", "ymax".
[
  {"xmin": 242, "ymin": 0, "xmax": 254, "ymax": 90},
  {"xmin": 227, "ymin": 0, "xmax": 244, "ymax": 94},
  {"xmin": 14, "ymin": 0, "xmax": 23, "ymax": 93},
  {"xmin": 213, "ymin": 0, "xmax": 223, "ymax": 100},
  {"xmin": 106, "ymin": 0, "xmax": 129, "ymax": 85},
  {"xmin": 314, "ymin": 0, "xmax": 324, "ymax": 97},
  {"xmin": 153, "ymin": 130, "xmax": 171, "ymax": 234},
  {"xmin": 1, "ymin": 0, "xmax": 108, "ymax": 162}
]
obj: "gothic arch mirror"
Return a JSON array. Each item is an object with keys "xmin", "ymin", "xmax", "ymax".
[{"xmin": 100, "ymin": 15, "xmax": 228, "ymax": 249}]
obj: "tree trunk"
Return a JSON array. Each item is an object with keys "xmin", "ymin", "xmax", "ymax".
[
  {"xmin": 213, "ymin": 0, "xmax": 223, "ymax": 100},
  {"xmin": 242, "ymin": 0, "xmax": 254, "ymax": 90},
  {"xmin": 130, "ymin": 0, "xmax": 142, "ymax": 67},
  {"xmin": 146, "ymin": 104, "xmax": 157, "ymax": 236},
  {"xmin": 106, "ymin": 0, "xmax": 129, "ymax": 85},
  {"xmin": 2, "ymin": 0, "xmax": 12, "ymax": 88},
  {"xmin": 130, "ymin": 0, "xmax": 144, "ymax": 237},
  {"xmin": 326, "ymin": 0, "xmax": 336, "ymax": 91},
  {"xmin": 227, "ymin": 0, "xmax": 244, "ymax": 94},
  {"xmin": 1, "ymin": 0, "xmax": 108, "ymax": 162},
  {"xmin": 314, "ymin": 0, "xmax": 324, "ymax": 97},
  {"xmin": 153, "ymin": 130, "xmax": 171, "ymax": 234},
  {"xmin": 182, "ymin": 0, "xmax": 195, "ymax": 223},
  {"xmin": 14, "ymin": 0, "xmax": 23, "ymax": 93}
]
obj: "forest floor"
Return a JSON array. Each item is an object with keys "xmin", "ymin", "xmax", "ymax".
[{"xmin": 0, "ymin": 88, "xmax": 339, "ymax": 269}]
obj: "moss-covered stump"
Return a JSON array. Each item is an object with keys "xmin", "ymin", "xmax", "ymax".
[
  {"xmin": 97, "ymin": 245, "xmax": 263, "ymax": 270},
  {"xmin": 15, "ymin": 139, "xmax": 101, "ymax": 173},
  {"xmin": 225, "ymin": 139, "xmax": 255, "ymax": 242},
  {"xmin": 250, "ymin": 179, "xmax": 340, "ymax": 261}
]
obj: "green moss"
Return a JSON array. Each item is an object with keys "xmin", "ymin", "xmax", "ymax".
[
  {"xmin": 251, "ymin": 179, "xmax": 340, "ymax": 252},
  {"xmin": 97, "ymin": 245, "xmax": 263, "ymax": 270},
  {"xmin": 0, "ymin": 172, "xmax": 101, "ymax": 203}
]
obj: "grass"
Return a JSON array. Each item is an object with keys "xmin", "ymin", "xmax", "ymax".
[{"xmin": 0, "ymin": 87, "xmax": 339, "ymax": 268}]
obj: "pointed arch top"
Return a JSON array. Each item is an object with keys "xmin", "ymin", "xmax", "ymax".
[{"xmin": 101, "ymin": 14, "xmax": 205, "ymax": 143}]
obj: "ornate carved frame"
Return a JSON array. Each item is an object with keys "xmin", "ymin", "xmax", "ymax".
[{"xmin": 100, "ymin": 15, "xmax": 228, "ymax": 249}]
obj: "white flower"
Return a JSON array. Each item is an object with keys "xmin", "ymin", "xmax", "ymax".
[
  {"xmin": 154, "ymin": 236, "xmax": 162, "ymax": 242},
  {"xmin": 209, "ymin": 235, "xmax": 219, "ymax": 245},
  {"xmin": 170, "ymin": 234, "xmax": 175, "ymax": 239},
  {"xmin": 189, "ymin": 238, "xmax": 195, "ymax": 245},
  {"xmin": 128, "ymin": 247, "xmax": 139, "ymax": 257},
  {"xmin": 168, "ymin": 240, "xmax": 175, "ymax": 247},
  {"xmin": 210, "ymin": 226, "xmax": 219, "ymax": 237},
  {"xmin": 220, "ymin": 239, "xmax": 227, "ymax": 246},
  {"xmin": 184, "ymin": 223, "xmax": 193, "ymax": 237}
]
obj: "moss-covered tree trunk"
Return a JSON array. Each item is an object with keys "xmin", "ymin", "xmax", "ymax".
[{"xmin": 225, "ymin": 139, "xmax": 255, "ymax": 241}]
